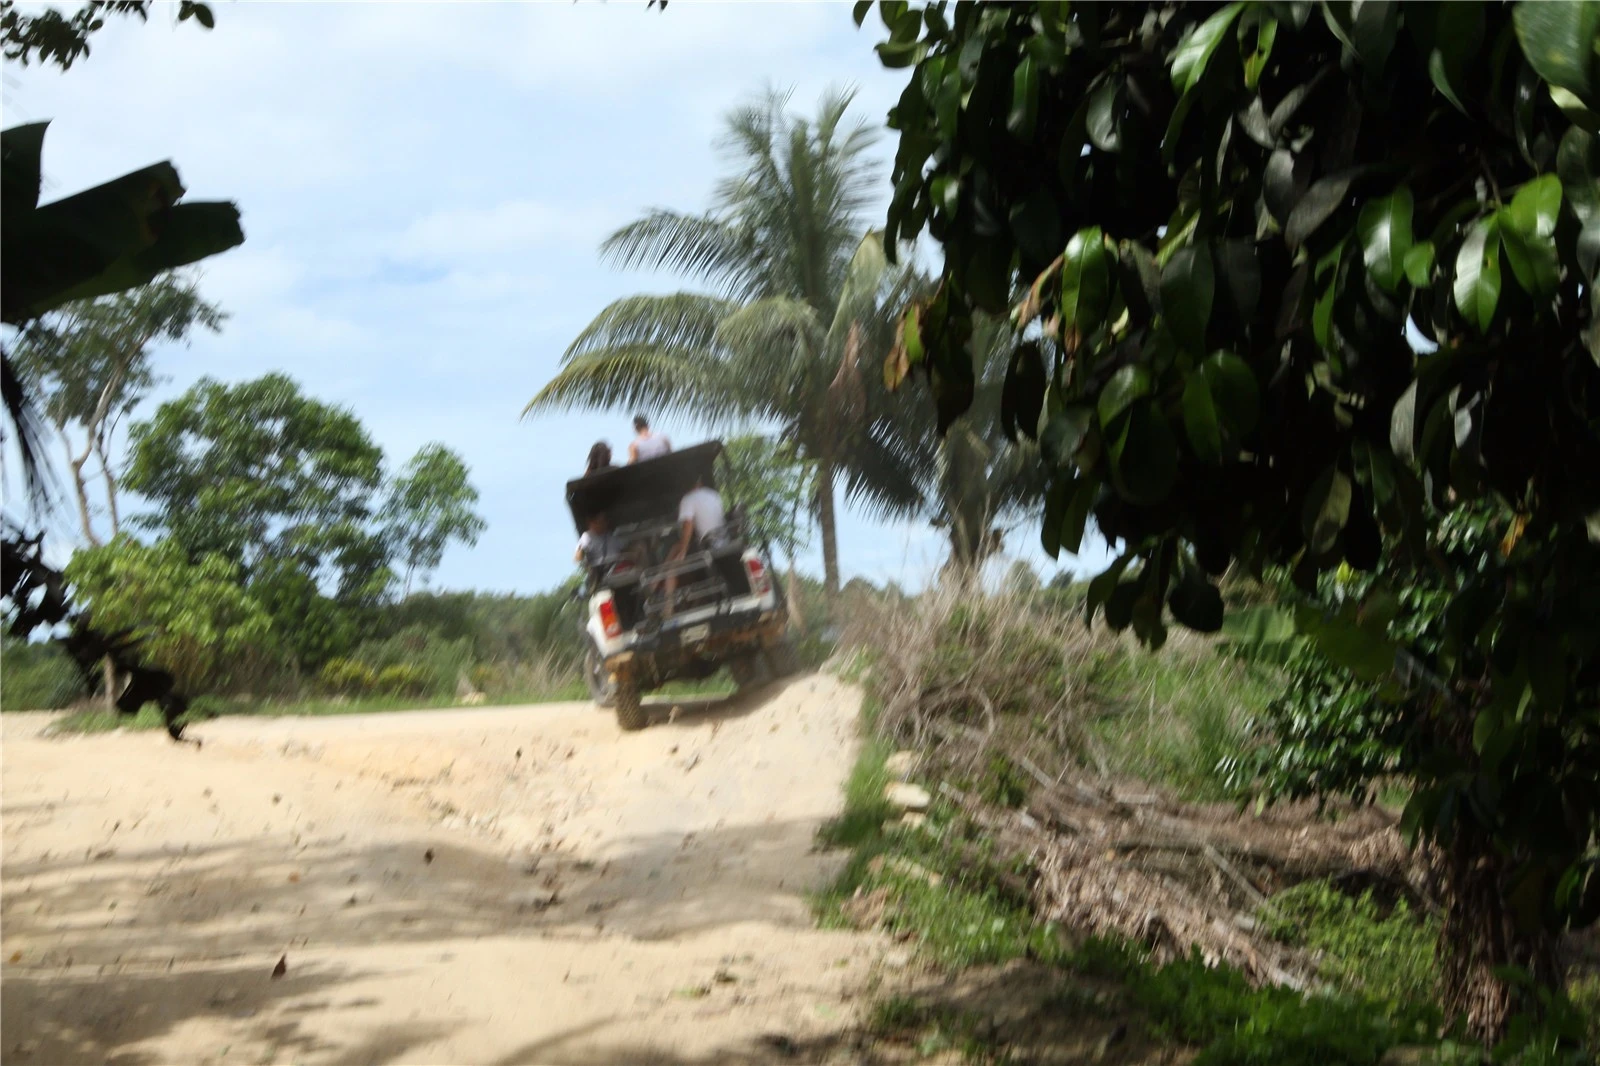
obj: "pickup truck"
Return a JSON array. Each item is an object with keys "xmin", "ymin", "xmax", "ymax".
[{"xmin": 566, "ymin": 441, "xmax": 798, "ymax": 731}]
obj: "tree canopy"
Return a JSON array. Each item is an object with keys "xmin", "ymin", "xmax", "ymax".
[
  {"xmin": 125, "ymin": 373, "xmax": 389, "ymax": 600},
  {"xmin": 382, "ymin": 443, "xmax": 487, "ymax": 597},
  {"xmin": 857, "ymin": 0, "xmax": 1600, "ymax": 1042},
  {"xmin": 10, "ymin": 274, "xmax": 226, "ymax": 544}
]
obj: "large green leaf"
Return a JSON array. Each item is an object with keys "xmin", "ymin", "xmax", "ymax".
[
  {"xmin": 1239, "ymin": 9, "xmax": 1279, "ymax": 91},
  {"xmin": 1041, "ymin": 406, "xmax": 1095, "ymax": 469},
  {"xmin": 1558, "ymin": 127, "xmax": 1600, "ymax": 225},
  {"xmin": 1403, "ymin": 241, "xmax": 1436, "ymax": 287},
  {"xmin": 1160, "ymin": 244, "xmax": 1215, "ymax": 353},
  {"xmin": 1059, "ymin": 474, "xmax": 1098, "ymax": 556},
  {"xmin": 1168, "ymin": 567, "xmax": 1224, "ymax": 633},
  {"xmin": 1171, "ymin": 2, "xmax": 1246, "ymax": 95},
  {"xmin": 1182, "ymin": 373, "xmax": 1223, "ymax": 463},
  {"xmin": 1514, "ymin": 0, "xmax": 1600, "ymax": 106},
  {"xmin": 1060, "ymin": 227, "xmax": 1110, "ymax": 337},
  {"xmin": 1000, "ymin": 341, "xmax": 1047, "ymax": 441},
  {"xmin": 1, "ymin": 122, "xmax": 47, "ymax": 222},
  {"xmin": 1110, "ymin": 400, "xmax": 1178, "ymax": 505},
  {"xmin": 1008, "ymin": 55, "xmax": 1040, "ymax": 139},
  {"xmin": 1302, "ymin": 466, "xmax": 1353, "ymax": 555},
  {"xmin": 1295, "ymin": 604, "xmax": 1398, "ymax": 682},
  {"xmin": 1414, "ymin": 0, "xmax": 1484, "ymax": 113},
  {"xmin": 1452, "ymin": 217, "xmax": 1502, "ymax": 333},
  {"xmin": 1097, "ymin": 365, "xmax": 1152, "ymax": 429},
  {"xmin": 1200, "ymin": 351, "xmax": 1260, "ymax": 440},
  {"xmin": 1508, "ymin": 174, "xmax": 1563, "ymax": 238},
  {"xmin": 1356, "ymin": 186, "xmax": 1414, "ymax": 292},
  {"xmin": 1087, "ymin": 78, "xmax": 1123, "ymax": 152},
  {"xmin": 1498, "ymin": 211, "xmax": 1561, "ymax": 297},
  {"xmin": 2, "ymin": 151, "xmax": 243, "ymax": 325}
]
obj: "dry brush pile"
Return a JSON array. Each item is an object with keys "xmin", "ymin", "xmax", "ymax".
[{"xmin": 840, "ymin": 584, "xmax": 1437, "ymax": 990}]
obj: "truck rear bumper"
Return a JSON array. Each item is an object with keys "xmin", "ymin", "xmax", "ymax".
[{"xmin": 604, "ymin": 603, "xmax": 784, "ymax": 667}]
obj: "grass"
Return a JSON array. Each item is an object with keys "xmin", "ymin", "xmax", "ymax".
[
  {"xmin": 1258, "ymin": 879, "xmax": 1440, "ymax": 1008},
  {"xmin": 1084, "ymin": 635, "xmax": 1275, "ymax": 801}
]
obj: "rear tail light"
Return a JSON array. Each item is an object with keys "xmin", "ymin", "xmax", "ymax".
[
  {"xmin": 744, "ymin": 556, "xmax": 770, "ymax": 596},
  {"xmin": 598, "ymin": 595, "xmax": 621, "ymax": 638}
]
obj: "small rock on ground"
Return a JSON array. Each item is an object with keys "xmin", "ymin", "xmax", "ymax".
[{"xmin": 884, "ymin": 782, "xmax": 930, "ymax": 811}]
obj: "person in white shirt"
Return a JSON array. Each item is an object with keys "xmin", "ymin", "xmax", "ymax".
[
  {"xmin": 662, "ymin": 473, "xmax": 725, "ymax": 615},
  {"xmin": 628, "ymin": 415, "xmax": 672, "ymax": 463},
  {"xmin": 574, "ymin": 513, "xmax": 622, "ymax": 570}
]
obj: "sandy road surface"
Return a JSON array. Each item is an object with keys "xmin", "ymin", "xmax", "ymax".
[{"xmin": 1, "ymin": 675, "xmax": 886, "ymax": 1065}]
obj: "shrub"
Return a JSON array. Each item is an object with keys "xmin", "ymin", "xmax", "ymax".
[
  {"xmin": 2, "ymin": 637, "xmax": 87, "ymax": 710},
  {"xmin": 374, "ymin": 663, "xmax": 432, "ymax": 698},
  {"xmin": 319, "ymin": 657, "xmax": 378, "ymax": 696},
  {"xmin": 1258, "ymin": 879, "xmax": 1440, "ymax": 1009}
]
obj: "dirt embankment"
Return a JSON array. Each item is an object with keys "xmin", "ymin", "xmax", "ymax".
[{"xmin": 1, "ymin": 676, "xmax": 885, "ymax": 1065}]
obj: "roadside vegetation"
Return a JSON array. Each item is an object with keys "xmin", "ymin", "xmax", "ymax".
[{"xmin": 816, "ymin": 581, "xmax": 1597, "ymax": 1065}]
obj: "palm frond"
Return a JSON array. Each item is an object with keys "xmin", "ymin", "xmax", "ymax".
[
  {"xmin": 835, "ymin": 414, "xmax": 931, "ymax": 521},
  {"xmin": 597, "ymin": 211, "xmax": 760, "ymax": 299},
  {"xmin": 523, "ymin": 346, "xmax": 754, "ymax": 424},
  {"xmin": 563, "ymin": 292, "xmax": 737, "ymax": 363}
]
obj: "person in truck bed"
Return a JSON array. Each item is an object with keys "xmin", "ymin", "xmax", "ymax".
[
  {"xmin": 628, "ymin": 414, "xmax": 672, "ymax": 463},
  {"xmin": 661, "ymin": 472, "xmax": 726, "ymax": 615},
  {"xmin": 574, "ymin": 512, "xmax": 623, "ymax": 571}
]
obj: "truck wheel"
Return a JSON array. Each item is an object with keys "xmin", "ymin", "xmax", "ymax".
[
  {"xmin": 614, "ymin": 678, "xmax": 647, "ymax": 732},
  {"xmin": 728, "ymin": 652, "xmax": 769, "ymax": 691},
  {"xmin": 585, "ymin": 647, "xmax": 616, "ymax": 708},
  {"xmin": 764, "ymin": 633, "xmax": 802, "ymax": 679}
]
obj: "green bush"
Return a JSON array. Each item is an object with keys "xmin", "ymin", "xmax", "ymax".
[
  {"xmin": 1259, "ymin": 879, "xmax": 1439, "ymax": 1008},
  {"xmin": 374, "ymin": 663, "xmax": 432, "ymax": 698},
  {"xmin": 319, "ymin": 657, "xmax": 378, "ymax": 696},
  {"xmin": 2, "ymin": 637, "xmax": 87, "ymax": 710},
  {"xmin": 345, "ymin": 624, "xmax": 471, "ymax": 698}
]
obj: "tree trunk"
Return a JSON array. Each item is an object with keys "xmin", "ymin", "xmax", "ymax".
[
  {"xmin": 94, "ymin": 436, "xmax": 120, "ymax": 536},
  {"xmin": 1438, "ymin": 822, "xmax": 1563, "ymax": 1044},
  {"xmin": 786, "ymin": 559, "xmax": 806, "ymax": 629},
  {"xmin": 64, "ymin": 434, "xmax": 99, "ymax": 547},
  {"xmin": 817, "ymin": 461, "xmax": 839, "ymax": 596},
  {"xmin": 63, "ymin": 435, "xmax": 116, "ymax": 710}
]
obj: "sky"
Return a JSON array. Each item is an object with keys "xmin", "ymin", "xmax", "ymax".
[{"xmin": 2, "ymin": 2, "xmax": 1113, "ymax": 594}]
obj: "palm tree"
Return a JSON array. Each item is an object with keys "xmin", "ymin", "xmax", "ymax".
[
  {"xmin": 915, "ymin": 314, "xmax": 1047, "ymax": 579},
  {"xmin": 524, "ymin": 87, "xmax": 926, "ymax": 595}
]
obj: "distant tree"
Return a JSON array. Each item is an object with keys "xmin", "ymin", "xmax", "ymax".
[
  {"xmin": 381, "ymin": 443, "xmax": 486, "ymax": 597},
  {"xmin": 65, "ymin": 535, "xmax": 279, "ymax": 694},
  {"xmin": 124, "ymin": 374, "xmax": 390, "ymax": 667},
  {"xmin": 10, "ymin": 274, "xmax": 225, "ymax": 545}
]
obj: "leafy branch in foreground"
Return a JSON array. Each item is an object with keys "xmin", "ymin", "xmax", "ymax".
[{"xmin": 859, "ymin": 0, "xmax": 1599, "ymax": 1044}]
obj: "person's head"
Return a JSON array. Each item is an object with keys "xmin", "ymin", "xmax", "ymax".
[
  {"xmin": 585, "ymin": 441, "xmax": 612, "ymax": 474},
  {"xmin": 633, "ymin": 414, "xmax": 649, "ymax": 434},
  {"xmin": 587, "ymin": 512, "xmax": 609, "ymax": 533}
]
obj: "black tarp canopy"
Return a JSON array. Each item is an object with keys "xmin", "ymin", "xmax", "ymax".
[{"xmin": 564, "ymin": 440, "xmax": 722, "ymax": 535}]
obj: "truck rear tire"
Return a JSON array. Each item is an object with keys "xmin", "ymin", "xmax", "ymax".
[{"xmin": 615, "ymin": 677, "xmax": 647, "ymax": 731}]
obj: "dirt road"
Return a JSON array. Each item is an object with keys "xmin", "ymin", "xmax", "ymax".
[{"xmin": 1, "ymin": 675, "xmax": 886, "ymax": 1065}]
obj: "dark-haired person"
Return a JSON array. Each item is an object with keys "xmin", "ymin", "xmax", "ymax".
[
  {"xmin": 585, "ymin": 441, "xmax": 614, "ymax": 476},
  {"xmin": 627, "ymin": 415, "xmax": 671, "ymax": 463}
]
